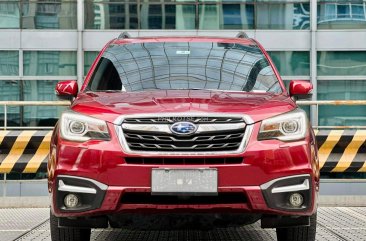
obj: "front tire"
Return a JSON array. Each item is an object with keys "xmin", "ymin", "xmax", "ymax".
[
  {"xmin": 276, "ymin": 212, "xmax": 317, "ymax": 241},
  {"xmin": 50, "ymin": 212, "xmax": 91, "ymax": 241}
]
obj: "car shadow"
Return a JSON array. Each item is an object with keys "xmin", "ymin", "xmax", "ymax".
[{"xmin": 90, "ymin": 222, "xmax": 277, "ymax": 241}]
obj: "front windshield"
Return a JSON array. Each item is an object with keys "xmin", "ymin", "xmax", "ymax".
[{"xmin": 87, "ymin": 42, "xmax": 282, "ymax": 93}]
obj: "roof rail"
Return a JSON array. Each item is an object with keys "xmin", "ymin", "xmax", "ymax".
[
  {"xmin": 236, "ymin": 31, "xmax": 249, "ymax": 38},
  {"xmin": 118, "ymin": 31, "xmax": 131, "ymax": 39}
]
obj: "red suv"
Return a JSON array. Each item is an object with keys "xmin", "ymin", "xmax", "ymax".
[{"xmin": 49, "ymin": 33, "xmax": 318, "ymax": 241}]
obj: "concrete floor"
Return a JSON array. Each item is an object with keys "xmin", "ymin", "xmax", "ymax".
[{"xmin": 0, "ymin": 207, "xmax": 364, "ymax": 241}]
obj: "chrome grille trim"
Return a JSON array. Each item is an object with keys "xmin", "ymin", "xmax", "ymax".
[
  {"xmin": 114, "ymin": 113, "xmax": 254, "ymax": 125},
  {"xmin": 124, "ymin": 132, "xmax": 244, "ymax": 142},
  {"xmin": 122, "ymin": 122, "xmax": 246, "ymax": 134},
  {"xmin": 114, "ymin": 113, "xmax": 254, "ymax": 156},
  {"xmin": 124, "ymin": 117, "xmax": 243, "ymax": 124}
]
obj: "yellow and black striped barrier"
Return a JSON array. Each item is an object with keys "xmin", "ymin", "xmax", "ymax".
[
  {"xmin": 315, "ymin": 130, "xmax": 366, "ymax": 173},
  {"xmin": 1, "ymin": 130, "xmax": 366, "ymax": 174},
  {"xmin": 0, "ymin": 130, "xmax": 51, "ymax": 174}
]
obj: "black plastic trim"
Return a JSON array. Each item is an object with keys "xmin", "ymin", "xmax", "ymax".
[
  {"xmin": 56, "ymin": 176, "xmax": 107, "ymax": 213},
  {"xmin": 261, "ymin": 175, "xmax": 312, "ymax": 212}
]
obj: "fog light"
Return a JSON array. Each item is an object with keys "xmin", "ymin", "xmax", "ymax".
[
  {"xmin": 289, "ymin": 193, "xmax": 304, "ymax": 207},
  {"xmin": 64, "ymin": 194, "xmax": 79, "ymax": 208}
]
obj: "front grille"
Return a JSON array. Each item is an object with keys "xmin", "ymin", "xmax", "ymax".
[
  {"xmin": 123, "ymin": 128, "xmax": 245, "ymax": 152},
  {"xmin": 118, "ymin": 115, "xmax": 248, "ymax": 153},
  {"xmin": 124, "ymin": 157, "xmax": 243, "ymax": 165},
  {"xmin": 120, "ymin": 192, "xmax": 247, "ymax": 204},
  {"xmin": 124, "ymin": 117, "xmax": 243, "ymax": 124}
]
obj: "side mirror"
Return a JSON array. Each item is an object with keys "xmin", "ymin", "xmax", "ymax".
[
  {"xmin": 55, "ymin": 80, "xmax": 78, "ymax": 100},
  {"xmin": 289, "ymin": 80, "xmax": 313, "ymax": 100}
]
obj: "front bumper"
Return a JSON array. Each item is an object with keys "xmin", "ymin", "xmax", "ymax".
[
  {"xmin": 49, "ymin": 122, "xmax": 319, "ymax": 219},
  {"xmin": 52, "ymin": 173, "xmax": 315, "ymax": 218}
]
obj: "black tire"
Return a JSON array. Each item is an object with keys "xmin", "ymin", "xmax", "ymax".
[
  {"xmin": 50, "ymin": 211, "xmax": 91, "ymax": 241},
  {"xmin": 276, "ymin": 212, "xmax": 317, "ymax": 241}
]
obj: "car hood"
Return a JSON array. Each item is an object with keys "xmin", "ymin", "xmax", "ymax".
[{"xmin": 71, "ymin": 90, "xmax": 296, "ymax": 124}]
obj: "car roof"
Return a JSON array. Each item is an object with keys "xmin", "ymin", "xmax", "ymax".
[{"xmin": 111, "ymin": 36, "xmax": 258, "ymax": 46}]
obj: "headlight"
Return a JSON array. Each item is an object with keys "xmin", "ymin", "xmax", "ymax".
[
  {"xmin": 60, "ymin": 112, "xmax": 110, "ymax": 142},
  {"xmin": 258, "ymin": 109, "xmax": 307, "ymax": 141}
]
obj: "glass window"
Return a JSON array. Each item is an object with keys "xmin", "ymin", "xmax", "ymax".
[
  {"xmin": 256, "ymin": 2, "xmax": 310, "ymax": 29},
  {"xmin": 0, "ymin": 80, "xmax": 65, "ymax": 127},
  {"xmin": 0, "ymin": 1, "xmax": 20, "ymax": 29},
  {"xmin": 318, "ymin": 1, "xmax": 366, "ymax": 29},
  {"xmin": 83, "ymin": 0, "xmax": 314, "ymax": 30},
  {"xmin": 268, "ymin": 51, "xmax": 310, "ymax": 76},
  {"xmin": 84, "ymin": 1, "xmax": 138, "ymax": 29},
  {"xmin": 84, "ymin": 51, "xmax": 99, "ymax": 76},
  {"xmin": 352, "ymin": 4, "xmax": 365, "ymax": 19},
  {"xmin": 88, "ymin": 42, "xmax": 282, "ymax": 93},
  {"xmin": 23, "ymin": 51, "xmax": 77, "ymax": 76},
  {"xmin": 0, "ymin": 51, "xmax": 19, "ymax": 76},
  {"xmin": 22, "ymin": 0, "xmax": 77, "ymax": 29},
  {"xmin": 317, "ymin": 51, "xmax": 366, "ymax": 76},
  {"xmin": 199, "ymin": 4, "xmax": 254, "ymax": 29},
  {"xmin": 140, "ymin": 4, "xmax": 196, "ymax": 29},
  {"xmin": 23, "ymin": 80, "xmax": 65, "ymax": 126},
  {"xmin": 318, "ymin": 80, "xmax": 366, "ymax": 126},
  {"xmin": 0, "ymin": 80, "xmax": 20, "ymax": 127}
]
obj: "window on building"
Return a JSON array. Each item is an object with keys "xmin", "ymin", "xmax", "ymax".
[
  {"xmin": 317, "ymin": 51, "xmax": 366, "ymax": 76},
  {"xmin": 23, "ymin": 51, "xmax": 77, "ymax": 76},
  {"xmin": 22, "ymin": 80, "xmax": 65, "ymax": 126},
  {"xmin": 0, "ymin": 80, "xmax": 20, "ymax": 127},
  {"xmin": 83, "ymin": 0, "xmax": 311, "ymax": 30},
  {"xmin": 0, "ymin": 51, "xmax": 19, "ymax": 76},
  {"xmin": 84, "ymin": 1, "xmax": 138, "ymax": 29},
  {"xmin": 84, "ymin": 51, "xmax": 99, "ymax": 76},
  {"xmin": 0, "ymin": 1, "xmax": 20, "ymax": 28},
  {"xmin": 318, "ymin": 1, "xmax": 366, "ymax": 29},
  {"xmin": 318, "ymin": 80, "xmax": 366, "ymax": 126},
  {"xmin": 0, "ymin": 80, "xmax": 65, "ymax": 127},
  {"xmin": 140, "ymin": 3, "xmax": 196, "ymax": 29},
  {"xmin": 268, "ymin": 51, "xmax": 310, "ymax": 76},
  {"xmin": 22, "ymin": 0, "xmax": 77, "ymax": 29},
  {"xmin": 199, "ymin": 4, "xmax": 254, "ymax": 29},
  {"xmin": 256, "ymin": 2, "xmax": 310, "ymax": 30}
]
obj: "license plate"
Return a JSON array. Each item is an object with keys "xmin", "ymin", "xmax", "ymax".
[{"xmin": 151, "ymin": 168, "xmax": 218, "ymax": 195}]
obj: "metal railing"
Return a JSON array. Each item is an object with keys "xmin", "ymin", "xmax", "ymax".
[
  {"xmin": 297, "ymin": 100, "xmax": 366, "ymax": 129},
  {"xmin": 1, "ymin": 100, "xmax": 366, "ymax": 130},
  {"xmin": 0, "ymin": 101, "xmax": 70, "ymax": 130}
]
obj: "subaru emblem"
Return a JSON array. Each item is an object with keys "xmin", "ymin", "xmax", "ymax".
[{"xmin": 170, "ymin": 122, "xmax": 197, "ymax": 135}]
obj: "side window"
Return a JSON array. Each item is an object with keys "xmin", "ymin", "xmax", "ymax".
[{"xmin": 88, "ymin": 57, "xmax": 122, "ymax": 91}]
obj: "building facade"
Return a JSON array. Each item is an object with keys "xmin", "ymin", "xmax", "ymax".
[{"xmin": 0, "ymin": 0, "xmax": 366, "ymax": 128}]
